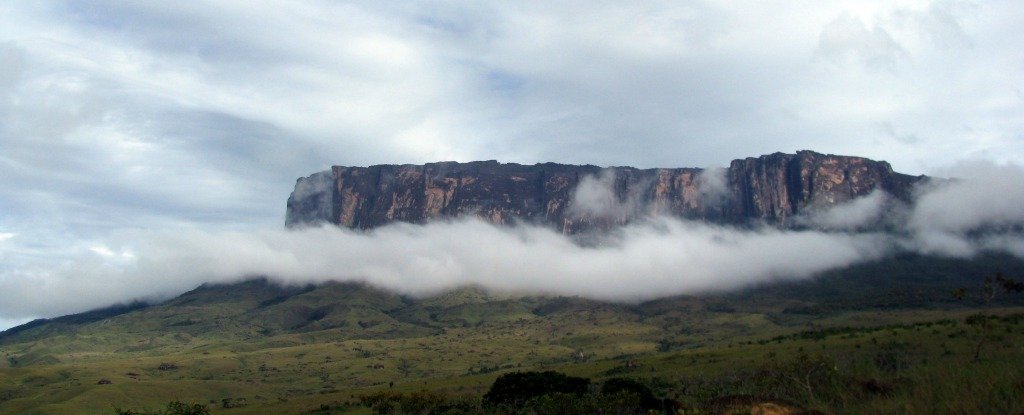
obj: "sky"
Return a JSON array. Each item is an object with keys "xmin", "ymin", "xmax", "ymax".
[{"xmin": 1, "ymin": 1, "xmax": 1023, "ymax": 330}]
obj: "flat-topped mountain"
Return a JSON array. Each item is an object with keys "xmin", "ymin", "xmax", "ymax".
[{"xmin": 286, "ymin": 150, "xmax": 924, "ymax": 232}]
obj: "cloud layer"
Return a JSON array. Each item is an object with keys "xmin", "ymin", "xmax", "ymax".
[{"xmin": 0, "ymin": 218, "xmax": 889, "ymax": 320}]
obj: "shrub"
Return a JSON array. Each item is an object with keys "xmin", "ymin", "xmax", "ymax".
[
  {"xmin": 483, "ymin": 371, "xmax": 590, "ymax": 409},
  {"xmin": 113, "ymin": 401, "xmax": 209, "ymax": 415},
  {"xmin": 601, "ymin": 377, "xmax": 660, "ymax": 410},
  {"xmin": 360, "ymin": 390, "xmax": 481, "ymax": 415}
]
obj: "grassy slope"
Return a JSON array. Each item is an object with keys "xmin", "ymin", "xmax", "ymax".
[{"xmin": 0, "ymin": 254, "xmax": 1022, "ymax": 414}]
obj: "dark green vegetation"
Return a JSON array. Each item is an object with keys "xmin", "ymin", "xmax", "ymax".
[
  {"xmin": 1, "ymin": 254, "xmax": 1023, "ymax": 414},
  {"xmin": 482, "ymin": 371, "xmax": 590, "ymax": 408},
  {"xmin": 114, "ymin": 401, "xmax": 210, "ymax": 415}
]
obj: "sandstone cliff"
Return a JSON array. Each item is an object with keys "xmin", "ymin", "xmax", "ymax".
[{"xmin": 286, "ymin": 151, "xmax": 924, "ymax": 232}]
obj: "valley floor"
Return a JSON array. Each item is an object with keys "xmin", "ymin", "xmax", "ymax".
[{"xmin": 2, "ymin": 306, "xmax": 1023, "ymax": 414}]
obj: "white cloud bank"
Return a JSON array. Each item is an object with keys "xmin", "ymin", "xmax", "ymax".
[
  {"xmin": 0, "ymin": 219, "xmax": 888, "ymax": 320},
  {"xmin": 904, "ymin": 162, "xmax": 1024, "ymax": 257},
  {"xmin": 800, "ymin": 190, "xmax": 893, "ymax": 231}
]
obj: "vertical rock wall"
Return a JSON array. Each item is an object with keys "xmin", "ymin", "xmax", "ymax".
[{"xmin": 286, "ymin": 151, "xmax": 924, "ymax": 231}]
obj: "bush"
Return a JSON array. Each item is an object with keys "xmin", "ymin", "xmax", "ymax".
[
  {"xmin": 600, "ymin": 378, "xmax": 660, "ymax": 410},
  {"xmin": 873, "ymin": 342, "xmax": 912, "ymax": 374},
  {"xmin": 164, "ymin": 402, "xmax": 209, "ymax": 415},
  {"xmin": 483, "ymin": 371, "xmax": 590, "ymax": 409},
  {"xmin": 113, "ymin": 401, "xmax": 209, "ymax": 415},
  {"xmin": 360, "ymin": 390, "xmax": 481, "ymax": 415}
]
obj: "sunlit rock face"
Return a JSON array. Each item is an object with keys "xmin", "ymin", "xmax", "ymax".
[
  {"xmin": 726, "ymin": 151, "xmax": 922, "ymax": 227},
  {"xmin": 286, "ymin": 151, "xmax": 925, "ymax": 232}
]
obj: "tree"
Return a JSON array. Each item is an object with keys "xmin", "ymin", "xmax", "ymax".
[
  {"xmin": 113, "ymin": 401, "xmax": 209, "ymax": 415},
  {"xmin": 397, "ymin": 358, "xmax": 413, "ymax": 377},
  {"xmin": 483, "ymin": 371, "xmax": 590, "ymax": 409},
  {"xmin": 957, "ymin": 272, "xmax": 1023, "ymax": 362},
  {"xmin": 600, "ymin": 377, "xmax": 660, "ymax": 411}
]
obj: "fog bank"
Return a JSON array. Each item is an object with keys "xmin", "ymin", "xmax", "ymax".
[{"xmin": 0, "ymin": 218, "xmax": 889, "ymax": 320}]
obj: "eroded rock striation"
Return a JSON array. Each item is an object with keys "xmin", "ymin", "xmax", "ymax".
[{"xmin": 286, "ymin": 150, "xmax": 925, "ymax": 232}]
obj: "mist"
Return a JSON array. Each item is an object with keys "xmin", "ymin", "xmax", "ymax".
[
  {"xmin": 0, "ymin": 218, "xmax": 888, "ymax": 320},
  {"xmin": 905, "ymin": 162, "xmax": 1024, "ymax": 256},
  {"xmin": 799, "ymin": 190, "xmax": 894, "ymax": 231},
  {"xmin": 697, "ymin": 167, "xmax": 730, "ymax": 206},
  {"xmin": 1, "ymin": 161, "xmax": 1023, "ymax": 325}
]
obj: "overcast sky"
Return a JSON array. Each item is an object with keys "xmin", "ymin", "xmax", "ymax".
[{"xmin": 1, "ymin": 1, "xmax": 1022, "ymax": 329}]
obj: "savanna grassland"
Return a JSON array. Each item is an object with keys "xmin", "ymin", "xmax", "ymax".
[{"xmin": 1, "ymin": 254, "xmax": 1023, "ymax": 414}]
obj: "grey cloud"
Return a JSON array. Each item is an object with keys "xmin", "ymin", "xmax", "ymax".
[
  {"xmin": 567, "ymin": 168, "xmax": 726, "ymax": 221},
  {"xmin": 894, "ymin": 1, "xmax": 974, "ymax": 49},
  {"xmin": 800, "ymin": 160, "xmax": 1024, "ymax": 256},
  {"xmin": 910, "ymin": 162, "xmax": 1024, "ymax": 233},
  {"xmin": 816, "ymin": 13, "xmax": 907, "ymax": 72},
  {"xmin": 3, "ymin": 1, "xmax": 1021, "ymax": 172},
  {"xmin": 901, "ymin": 162, "xmax": 1024, "ymax": 256},
  {"xmin": 0, "ymin": 42, "xmax": 27, "ymax": 93},
  {"xmin": 697, "ymin": 167, "xmax": 730, "ymax": 207},
  {"xmin": 877, "ymin": 121, "xmax": 922, "ymax": 145},
  {"xmin": 568, "ymin": 172, "xmax": 621, "ymax": 218},
  {"xmin": 799, "ymin": 190, "xmax": 893, "ymax": 231},
  {"xmin": 566, "ymin": 170, "xmax": 646, "ymax": 220}
]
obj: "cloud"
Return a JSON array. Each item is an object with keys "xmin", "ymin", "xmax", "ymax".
[
  {"xmin": 799, "ymin": 190, "xmax": 893, "ymax": 231},
  {"xmin": 568, "ymin": 171, "xmax": 623, "ymax": 218},
  {"xmin": 566, "ymin": 170, "xmax": 652, "ymax": 221},
  {"xmin": 697, "ymin": 167, "xmax": 730, "ymax": 206},
  {"xmin": 903, "ymin": 161, "xmax": 1024, "ymax": 256},
  {"xmin": 0, "ymin": 42, "xmax": 27, "ymax": 93},
  {"xmin": 565, "ymin": 168, "xmax": 730, "ymax": 227},
  {"xmin": 0, "ymin": 218, "xmax": 889, "ymax": 320},
  {"xmin": 910, "ymin": 162, "xmax": 1024, "ymax": 233},
  {"xmin": 816, "ymin": 12, "xmax": 907, "ymax": 72}
]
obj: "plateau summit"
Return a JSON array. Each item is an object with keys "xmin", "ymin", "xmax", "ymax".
[{"xmin": 287, "ymin": 150, "xmax": 925, "ymax": 232}]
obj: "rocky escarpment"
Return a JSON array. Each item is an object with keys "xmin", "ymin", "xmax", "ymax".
[{"xmin": 286, "ymin": 150, "xmax": 925, "ymax": 232}]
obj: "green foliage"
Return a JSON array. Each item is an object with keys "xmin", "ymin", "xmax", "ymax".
[
  {"xmin": 600, "ymin": 378, "xmax": 659, "ymax": 411},
  {"xmin": 113, "ymin": 401, "xmax": 209, "ymax": 415},
  {"xmin": 483, "ymin": 371, "xmax": 590, "ymax": 409},
  {"xmin": 360, "ymin": 390, "xmax": 480, "ymax": 415},
  {"xmin": 872, "ymin": 342, "xmax": 912, "ymax": 374},
  {"xmin": 956, "ymin": 272, "xmax": 1023, "ymax": 361},
  {"xmin": 520, "ymin": 392, "xmax": 590, "ymax": 415},
  {"xmin": 520, "ymin": 391, "xmax": 641, "ymax": 415}
]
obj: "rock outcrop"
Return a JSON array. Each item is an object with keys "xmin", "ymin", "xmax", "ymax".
[{"xmin": 286, "ymin": 150, "xmax": 924, "ymax": 232}]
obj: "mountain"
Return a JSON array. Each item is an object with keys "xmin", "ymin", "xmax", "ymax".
[
  {"xmin": 286, "ymin": 150, "xmax": 925, "ymax": 232},
  {"xmin": 3, "ymin": 150, "xmax": 1024, "ymax": 414}
]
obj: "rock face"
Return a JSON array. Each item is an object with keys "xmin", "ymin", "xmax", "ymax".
[{"xmin": 286, "ymin": 150, "xmax": 924, "ymax": 232}]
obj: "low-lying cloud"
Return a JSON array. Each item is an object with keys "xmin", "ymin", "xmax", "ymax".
[
  {"xmin": 904, "ymin": 162, "xmax": 1024, "ymax": 257},
  {"xmin": 0, "ymin": 219, "xmax": 888, "ymax": 320},
  {"xmin": 567, "ymin": 170, "xmax": 627, "ymax": 219},
  {"xmin": 799, "ymin": 190, "xmax": 894, "ymax": 231},
  {"xmin": 697, "ymin": 167, "xmax": 731, "ymax": 207},
  {"xmin": 1, "ymin": 161, "xmax": 1023, "ymax": 326}
]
